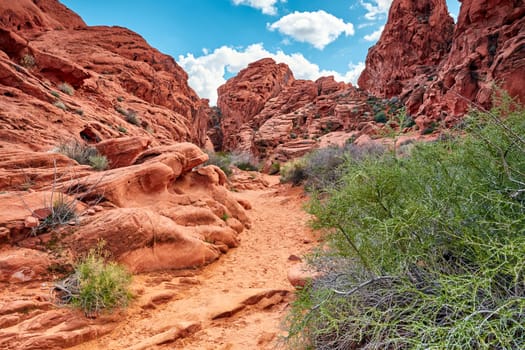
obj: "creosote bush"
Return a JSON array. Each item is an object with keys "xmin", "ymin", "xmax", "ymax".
[
  {"xmin": 54, "ymin": 242, "xmax": 132, "ymax": 315},
  {"xmin": 286, "ymin": 100, "xmax": 525, "ymax": 349}
]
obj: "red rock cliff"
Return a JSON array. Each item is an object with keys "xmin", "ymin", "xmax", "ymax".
[
  {"xmin": 0, "ymin": 0, "xmax": 210, "ymax": 151},
  {"xmin": 358, "ymin": 0, "xmax": 454, "ymax": 98},
  {"xmin": 417, "ymin": 0, "xmax": 525, "ymax": 126}
]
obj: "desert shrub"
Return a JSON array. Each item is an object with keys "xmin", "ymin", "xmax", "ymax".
[
  {"xmin": 55, "ymin": 139, "xmax": 107, "ymax": 171},
  {"xmin": 124, "ymin": 110, "xmax": 140, "ymax": 125},
  {"xmin": 268, "ymin": 162, "xmax": 280, "ymax": 175},
  {"xmin": 286, "ymin": 102, "xmax": 525, "ymax": 349},
  {"xmin": 280, "ymin": 143, "xmax": 386, "ymax": 191},
  {"xmin": 55, "ymin": 243, "xmax": 132, "ymax": 315},
  {"xmin": 53, "ymin": 100, "xmax": 67, "ymax": 111},
  {"xmin": 50, "ymin": 91, "xmax": 60, "ymax": 98},
  {"xmin": 205, "ymin": 151, "xmax": 232, "ymax": 176},
  {"xmin": 117, "ymin": 125, "xmax": 127, "ymax": 134},
  {"xmin": 230, "ymin": 152, "xmax": 259, "ymax": 171},
  {"xmin": 35, "ymin": 193, "xmax": 78, "ymax": 234},
  {"xmin": 88, "ymin": 155, "xmax": 108, "ymax": 171},
  {"xmin": 280, "ymin": 158, "xmax": 307, "ymax": 186},
  {"xmin": 20, "ymin": 54, "xmax": 35, "ymax": 68},
  {"xmin": 58, "ymin": 82, "xmax": 74, "ymax": 96},
  {"xmin": 374, "ymin": 110, "xmax": 388, "ymax": 123}
]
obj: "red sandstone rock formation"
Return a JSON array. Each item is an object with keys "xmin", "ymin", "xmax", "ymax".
[
  {"xmin": 417, "ymin": 0, "xmax": 525, "ymax": 128},
  {"xmin": 0, "ymin": 0, "xmax": 210, "ymax": 151},
  {"xmin": 358, "ymin": 0, "xmax": 454, "ymax": 98},
  {"xmin": 216, "ymin": 58, "xmax": 390, "ymax": 166},
  {"xmin": 358, "ymin": 0, "xmax": 525, "ymax": 130}
]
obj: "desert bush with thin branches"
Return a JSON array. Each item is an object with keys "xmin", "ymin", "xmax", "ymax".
[{"xmin": 286, "ymin": 98, "xmax": 525, "ymax": 349}]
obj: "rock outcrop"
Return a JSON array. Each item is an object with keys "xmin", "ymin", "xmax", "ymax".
[
  {"xmin": 0, "ymin": 140, "xmax": 251, "ymax": 348},
  {"xmin": 216, "ymin": 58, "xmax": 400, "ymax": 166},
  {"xmin": 358, "ymin": 0, "xmax": 454, "ymax": 99},
  {"xmin": 359, "ymin": 0, "xmax": 525, "ymax": 129},
  {"xmin": 0, "ymin": 0, "xmax": 210, "ymax": 152}
]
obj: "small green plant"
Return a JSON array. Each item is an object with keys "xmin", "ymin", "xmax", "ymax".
[
  {"xmin": 374, "ymin": 110, "xmax": 388, "ymax": 123},
  {"xmin": 221, "ymin": 213, "xmax": 230, "ymax": 221},
  {"xmin": 54, "ymin": 242, "xmax": 132, "ymax": 315},
  {"xmin": 268, "ymin": 162, "xmax": 280, "ymax": 175},
  {"xmin": 205, "ymin": 151, "xmax": 232, "ymax": 176},
  {"xmin": 422, "ymin": 121, "xmax": 438, "ymax": 134},
  {"xmin": 20, "ymin": 54, "xmax": 35, "ymax": 68},
  {"xmin": 53, "ymin": 101, "xmax": 67, "ymax": 111},
  {"xmin": 50, "ymin": 91, "xmax": 60, "ymax": 98},
  {"xmin": 280, "ymin": 158, "xmax": 307, "ymax": 186},
  {"xmin": 117, "ymin": 96, "xmax": 124, "ymax": 102},
  {"xmin": 74, "ymin": 109, "xmax": 84, "ymax": 116},
  {"xmin": 117, "ymin": 125, "xmax": 128, "ymax": 134},
  {"xmin": 88, "ymin": 155, "xmax": 109, "ymax": 171},
  {"xmin": 124, "ymin": 110, "xmax": 140, "ymax": 125},
  {"xmin": 58, "ymin": 82, "xmax": 74, "ymax": 96},
  {"xmin": 55, "ymin": 139, "xmax": 104, "ymax": 170}
]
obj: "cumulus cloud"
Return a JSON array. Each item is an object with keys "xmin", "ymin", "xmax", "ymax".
[
  {"xmin": 232, "ymin": 0, "xmax": 285, "ymax": 15},
  {"xmin": 177, "ymin": 43, "xmax": 364, "ymax": 105},
  {"xmin": 268, "ymin": 10, "xmax": 355, "ymax": 50},
  {"xmin": 360, "ymin": 0, "xmax": 392, "ymax": 20},
  {"xmin": 363, "ymin": 25, "xmax": 384, "ymax": 42}
]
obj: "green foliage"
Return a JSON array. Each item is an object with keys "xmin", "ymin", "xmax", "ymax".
[
  {"xmin": 287, "ymin": 102, "xmax": 525, "ymax": 349},
  {"xmin": 280, "ymin": 158, "xmax": 307, "ymax": 186},
  {"xmin": 69, "ymin": 243, "xmax": 132, "ymax": 315},
  {"xmin": 53, "ymin": 100, "xmax": 67, "ymax": 111},
  {"xmin": 58, "ymin": 82, "xmax": 74, "ymax": 96},
  {"xmin": 55, "ymin": 139, "xmax": 107, "ymax": 171},
  {"xmin": 50, "ymin": 91, "xmax": 60, "ymax": 98},
  {"xmin": 374, "ymin": 110, "xmax": 387, "ymax": 123},
  {"xmin": 230, "ymin": 152, "xmax": 259, "ymax": 171},
  {"xmin": 205, "ymin": 151, "xmax": 233, "ymax": 176},
  {"xmin": 88, "ymin": 155, "xmax": 109, "ymax": 171},
  {"xmin": 124, "ymin": 110, "xmax": 140, "ymax": 126},
  {"xmin": 268, "ymin": 162, "xmax": 280, "ymax": 175},
  {"xmin": 117, "ymin": 125, "xmax": 127, "ymax": 134}
]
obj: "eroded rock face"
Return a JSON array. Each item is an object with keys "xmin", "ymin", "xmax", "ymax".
[
  {"xmin": 358, "ymin": 0, "xmax": 525, "ymax": 129},
  {"xmin": 216, "ymin": 58, "xmax": 392, "ymax": 165},
  {"xmin": 417, "ymin": 0, "xmax": 525, "ymax": 127},
  {"xmin": 358, "ymin": 0, "xmax": 454, "ymax": 98},
  {"xmin": 0, "ymin": 0, "xmax": 210, "ymax": 151}
]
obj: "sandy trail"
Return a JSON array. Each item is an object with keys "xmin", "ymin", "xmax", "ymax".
[{"xmin": 71, "ymin": 176, "xmax": 315, "ymax": 350}]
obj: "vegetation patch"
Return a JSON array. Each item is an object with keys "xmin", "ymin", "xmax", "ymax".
[
  {"xmin": 54, "ymin": 243, "xmax": 132, "ymax": 316},
  {"xmin": 55, "ymin": 139, "xmax": 108, "ymax": 170},
  {"xmin": 286, "ymin": 100, "xmax": 525, "ymax": 349},
  {"xmin": 58, "ymin": 82, "xmax": 74, "ymax": 96}
]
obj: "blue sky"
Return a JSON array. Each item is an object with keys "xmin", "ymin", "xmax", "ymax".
[{"xmin": 60, "ymin": 0, "xmax": 460, "ymax": 105}]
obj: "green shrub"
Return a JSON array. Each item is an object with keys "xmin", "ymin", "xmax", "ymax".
[
  {"xmin": 374, "ymin": 110, "xmax": 388, "ymax": 123},
  {"xmin": 205, "ymin": 151, "xmax": 232, "ymax": 176},
  {"xmin": 88, "ymin": 155, "xmax": 109, "ymax": 171},
  {"xmin": 55, "ymin": 244, "xmax": 132, "ymax": 315},
  {"xmin": 117, "ymin": 125, "xmax": 127, "ymax": 134},
  {"xmin": 50, "ymin": 91, "xmax": 60, "ymax": 98},
  {"xmin": 55, "ymin": 139, "xmax": 105, "ymax": 171},
  {"xmin": 53, "ymin": 101, "xmax": 67, "ymax": 111},
  {"xmin": 268, "ymin": 162, "xmax": 280, "ymax": 175},
  {"xmin": 280, "ymin": 158, "xmax": 307, "ymax": 186},
  {"xmin": 287, "ymin": 102, "xmax": 525, "ymax": 349},
  {"xmin": 124, "ymin": 110, "xmax": 140, "ymax": 126},
  {"xmin": 58, "ymin": 82, "xmax": 74, "ymax": 96},
  {"xmin": 230, "ymin": 152, "xmax": 259, "ymax": 171}
]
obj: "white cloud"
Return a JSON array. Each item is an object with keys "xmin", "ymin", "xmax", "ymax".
[
  {"xmin": 177, "ymin": 43, "xmax": 364, "ymax": 105},
  {"xmin": 363, "ymin": 25, "xmax": 384, "ymax": 42},
  {"xmin": 268, "ymin": 10, "xmax": 355, "ymax": 50},
  {"xmin": 232, "ymin": 0, "xmax": 285, "ymax": 15},
  {"xmin": 360, "ymin": 0, "xmax": 392, "ymax": 20}
]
